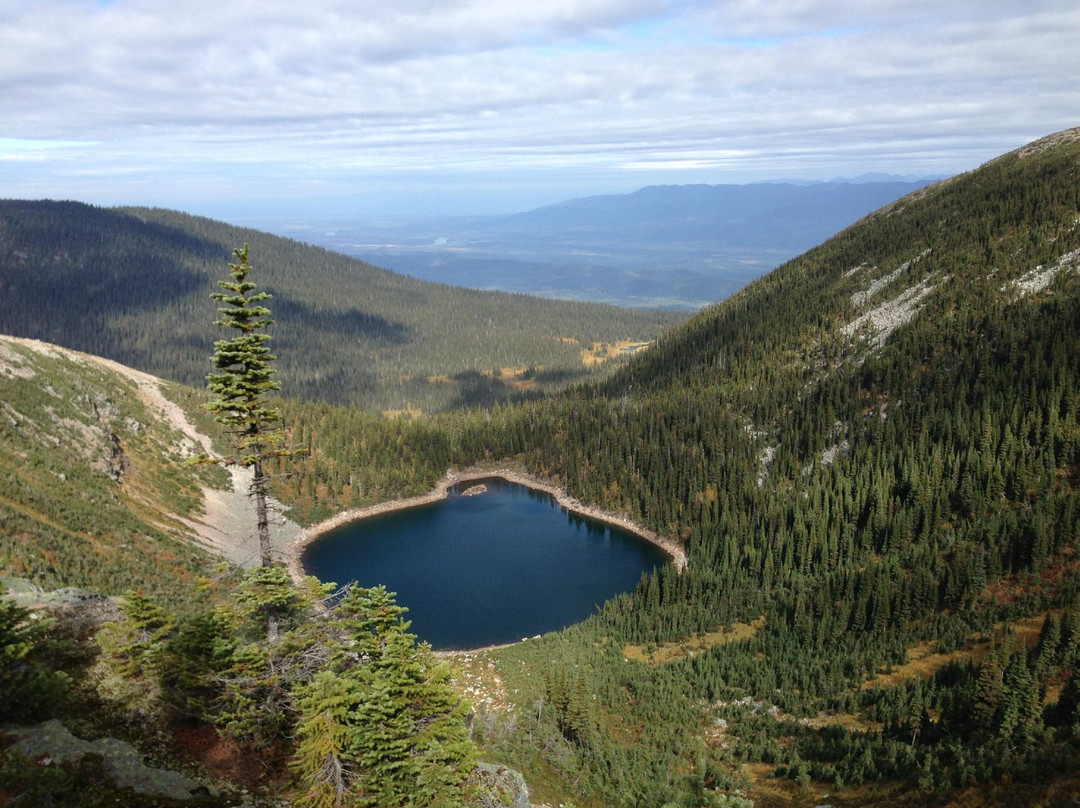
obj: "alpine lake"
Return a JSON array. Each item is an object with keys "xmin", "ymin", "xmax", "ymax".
[{"xmin": 300, "ymin": 477, "xmax": 671, "ymax": 650}]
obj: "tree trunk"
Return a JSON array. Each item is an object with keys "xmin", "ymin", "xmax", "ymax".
[
  {"xmin": 253, "ymin": 458, "xmax": 272, "ymax": 568},
  {"xmin": 252, "ymin": 457, "xmax": 279, "ymax": 642}
]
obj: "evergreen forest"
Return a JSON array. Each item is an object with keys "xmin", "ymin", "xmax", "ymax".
[
  {"xmin": 266, "ymin": 129, "xmax": 1080, "ymax": 804},
  {"xmin": 3, "ymin": 128, "xmax": 1080, "ymax": 806},
  {"xmin": 0, "ymin": 202, "xmax": 682, "ymax": 413}
]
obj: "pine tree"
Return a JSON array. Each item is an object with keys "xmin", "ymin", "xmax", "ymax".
[
  {"xmin": 295, "ymin": 585, "xmax": 476, "ymax": 808},
  {"xmin": 1053, "ymin": 669, "xmax": 1080, "ymax": 737},
  {"xmin": 1033, "ymin": 613, "xmax": 1062, "ymax": 678},
  {"xmin": 291, "ymin": 670, "xmax": 355, "ymax": 808},
  {"xmin": 972, "ymin": 648, "xmax": 1004, "ymax": 733},
  {"xmin": 0, "ymin": 584, "xmax": 67, "ymax": 721},
  {"xmin": 97, "ymin": 590, "xmax": 175, "ymax": 678},
  {"xmin": 206, "ymin": 244, "xmax": 284, "ymax": 570},
  {"xmin": 205, "ymin": 244, "xmax": 290, "ymax": 641},
  {"xmin": 998, "ymin": 653, "xmax": 1042, "ymax": 742},
  {"xmin": 209, "ymin": 568, "xmax": 334, "ymax": 746}
]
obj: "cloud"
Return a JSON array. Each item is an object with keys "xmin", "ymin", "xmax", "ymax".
[{"xmin": 1, "ymin": 0, "xmax": 1077, "ymax": 214}]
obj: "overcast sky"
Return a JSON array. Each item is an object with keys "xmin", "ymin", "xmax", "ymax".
[{"xmin": 2, "ymin": 0, "xmax": 1077, "ymax": 218}]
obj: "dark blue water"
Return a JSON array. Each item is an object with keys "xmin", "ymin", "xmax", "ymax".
[{"xmin": 301, "ymin": 477, "xmax": 668, "ymax": 649}]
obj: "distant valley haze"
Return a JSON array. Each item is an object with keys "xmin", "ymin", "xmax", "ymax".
[
  {"xmin": 3, "ymin": 0, "xmax": 1074, "ymax": 239},
  {"xmin": 235, "ymin": 177, "xmax": 938, "ymax": 309}
]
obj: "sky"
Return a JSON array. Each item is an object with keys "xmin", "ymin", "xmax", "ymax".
[{"xmin": 1, "ymin": 0, "xmax": 1078, "ymax": 219}]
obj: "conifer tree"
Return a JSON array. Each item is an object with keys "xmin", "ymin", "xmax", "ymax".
[
  {"xmin": 206, "ymin": 244, "xmax": 284, "ymax": 571},
  {"xmin": 97, "ymin": 590, "xmax": 175, "ymax": 679},
  {"xmin": 291, "ymin": 670, "xmax": 354, "ymax": 808},
  {"xmin": 289, "ymin": 586, "xmax": 475, "ymax": 807},
  {"xmin": 0, "ymin": 584, "xmax": 67, "ymax": 721},
  {"xmin": 210, "ymin": 568, "xmax": 333, "ymax": 744}
]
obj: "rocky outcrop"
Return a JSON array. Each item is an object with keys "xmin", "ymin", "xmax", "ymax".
[
  {"xmin": 470, "ymin": 762, "xmax": 531, "ymax": 808},
  {"xmin": 3, "ymin": 719, "xmax": 213, "ymax": 802}
]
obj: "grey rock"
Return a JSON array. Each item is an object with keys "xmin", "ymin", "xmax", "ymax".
[
  {"xmin": 5, "ymin": 719, "xmax": 212, "ymax": 801},
  {"xmin": 471, "ymin": 762, "xmax": 531, "ymax": 808}
]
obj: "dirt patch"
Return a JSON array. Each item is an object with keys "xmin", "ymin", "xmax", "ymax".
[
  {"xmin": 383, "ymin": 404, "xmax": 424, "ymax": 419},
  {"xmin": 0, "ymin": 338, "xmax": 38, "ymax": 379},
  {"xmin": 580, "ymin": 340, "xmax": 651, "ymax": 367},
  {"xmin": 861, "ymin": 641, "xmax": 973, "ymax": 691},
  {"xmin": 439, "ymin": 649, "xmax": 513, "ymax": 714},
  {"xmin": 177, "ymin": 464, "xmax": 301, "ymax": 567},
  {"xmin": 172, "ymin": 722, "xmax": 290, "ymax": 793},
  {"xmin": 479, "ymin": 367, "xmax": 542, "ymax": 390}
]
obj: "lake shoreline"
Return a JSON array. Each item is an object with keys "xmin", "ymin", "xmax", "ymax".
[{"xmin": 285, "ymin": 467, "xmax": 687, "ymax": 585}]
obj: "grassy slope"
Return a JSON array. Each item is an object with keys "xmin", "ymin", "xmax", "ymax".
[{"xmin": 0, "ymin": 336, "xmax": 227, "ymax": 610}]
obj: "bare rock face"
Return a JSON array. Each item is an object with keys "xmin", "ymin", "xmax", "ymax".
[
  {"xmin": 461, "ymin": 483, "xmax": 489, "ymax": 497},
  {"xmin": 4, "ymin": 719, "xmax": 213, "ymax": 802}
]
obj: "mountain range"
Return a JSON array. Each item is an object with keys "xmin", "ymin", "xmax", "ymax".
[{"xmin": 281, "ymin": 178, "xmax": 934, "ymax": 308}]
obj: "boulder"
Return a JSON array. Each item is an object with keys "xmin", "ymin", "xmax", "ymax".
[
  {"xmin": 470, "ymin": 761, "xmax": 530, "ymax": 808},
  {"xmin": 4, "ymin": 719, "xmax": 212, "ymax": 801}
]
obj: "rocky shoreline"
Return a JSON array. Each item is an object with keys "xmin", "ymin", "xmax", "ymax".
[{"xmin": 285, "ymin": 467, "xmax": 687, "ymax": 584}]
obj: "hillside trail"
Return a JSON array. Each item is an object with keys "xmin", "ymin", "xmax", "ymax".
[{"xmin": 5, "ymin": 337, "xmax": 300, "ymax": 567}]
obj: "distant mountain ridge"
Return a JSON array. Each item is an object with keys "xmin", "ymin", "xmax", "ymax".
[
  {"xmin": 504, "ymin": 179, "xmax": 935, "ymax": 249},
  {"xmin": 319, "ymin": 178, "xmax": 934, "ymax": 308}
]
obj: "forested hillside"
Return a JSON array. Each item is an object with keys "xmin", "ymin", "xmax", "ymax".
[
  {"xmin": 0, "ymin": 337, "xmax": 486, "ymax": 807},
  {"xmin": 267, "ymin": 128, "xmax": 1080, "ymax": 805},
  {"xmin": 0, "ymin": 202, "xmax": 682, "ymax": 412},
  {"xmin": 3, "ymin": 128, "xmax": 1080, "ymax": 807}
]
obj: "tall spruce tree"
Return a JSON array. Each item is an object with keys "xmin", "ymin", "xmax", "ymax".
[{"xmin": 206, "ymin": 244, "xmax": 283, "ymax": 570}]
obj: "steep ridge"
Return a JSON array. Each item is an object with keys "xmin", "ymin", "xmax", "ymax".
[
  {"xmin": 605, "ymin": 127, "xmax": 1080, "ymax": 404},
  {"xmin": 0, "ymin": 335, "xmax": 299, "ymax": 608}
]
